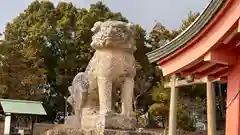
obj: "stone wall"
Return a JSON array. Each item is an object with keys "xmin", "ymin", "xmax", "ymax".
[
  {"xmin": 180, "ymin": 131, "xmax": 224, "ymax": 135},
  {"xmin": 42, "ymin": 126, "xmax": 225, "ymax": 135},
  {"xmin": 0, "ymin": 122, "xmax": 54, "ymax": 135},
  {"xmin": 143, "ymin": 129, "xmax": 225, "ymax": 135},
  {"xmin": 1, "ymin": 121, "xmax": 225, "ymax": 135}
]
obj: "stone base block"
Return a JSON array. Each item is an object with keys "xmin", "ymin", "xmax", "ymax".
[
  {"xmin": 43, "ymin": 128, "xmax": 154, "ymax": 135},
  {"xmin": 65, "ymin": 115, "xmax": 81, "ymax": 128},
  {"xmin": 81, "ymin": 112, "xmax": 138, "ymax": 130},
  {"xmin": 101, "ymin": 113, "xmax": 138, "ymax": 130}
]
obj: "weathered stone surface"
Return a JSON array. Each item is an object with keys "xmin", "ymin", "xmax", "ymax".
[
  {"xmin": 64, "ymin": 115, "xmax": 81, "ymax": 128},
  {"xmin": 80, "ymin": 112, "xmax": 138, "ymax": 130},
  {"xmin": 101, "ymin": 113, "xmax": 138, "ymax": 130},
  {"xmin": 43, "ymin": 128, "xmax": 153, "ymax": 135},
  {"xmin": 66, "ymin": 20, "xmax": 137, "ymax": 130}
]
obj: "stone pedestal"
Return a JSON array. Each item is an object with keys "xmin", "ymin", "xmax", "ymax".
[
  {"xmin": 65, "ymin": 115, "xmax": 81, "ymax": 128},
  {"xmin": 43, "ymin": 128, "xmax": 154, "ymax": 135},
  {"xmin": 81, "ymin": 112, "xmax": 138, "ymax": 130},
  {"xmin": 46, "ymin": 114, "xmax": 149, "ymax": 135}
]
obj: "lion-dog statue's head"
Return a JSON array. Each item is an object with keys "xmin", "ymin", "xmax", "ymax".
[{"xmin": 90, "ymin": 21, "xmax": 136, "ymax": 52}]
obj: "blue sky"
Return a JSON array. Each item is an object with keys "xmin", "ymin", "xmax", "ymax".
[{"xmin": 0, "ymin": 0, "xmax": 210, "ymax": 33}]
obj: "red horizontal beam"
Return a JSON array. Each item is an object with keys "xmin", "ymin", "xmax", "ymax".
[
  {"xmin": 210, "ymin": 68, "xmax": 228, "ymax": 79},
  {"xmin": 195, "ymin": 64, "xmax": 227, "ymax": 79},
  {"xmin": 204, "ymin": 48, "xmax": 237, "ymax": 65},
  {"xmin": 181, "ymin": 62, "xmax": 215, "ymax": 77}
]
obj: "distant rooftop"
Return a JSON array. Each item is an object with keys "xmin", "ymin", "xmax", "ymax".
[{"xmin": 0, "ymin": 99, "xmax": 47, "ymax": 115}]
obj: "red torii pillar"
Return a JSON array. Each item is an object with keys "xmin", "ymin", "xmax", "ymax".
[
  {"xmin": 226, "ymin": 57, "xmax": 240, "ymax": 135},
  {"xmin": 147, "ymin": 0, "xmax": 240, "ymax": 134}
]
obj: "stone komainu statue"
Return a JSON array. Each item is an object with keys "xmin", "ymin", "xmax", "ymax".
[{"xmin": 66, "ymin": 20, "xmax": 137, "ymax": 129}]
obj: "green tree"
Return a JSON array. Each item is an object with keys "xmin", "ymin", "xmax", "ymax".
[
  {"xmin": 1, "ymin": 1, "xmax": 150, "ymax": 122},
  {"xmin": 145, "ymin": 10, "xmax": 201, "ymax": 130},
  {"xmin": 148, "ymin": 23, "xmax": 175, "ymax": 50},
  {"xmin": 178, "ymin": 11, "xmax": 200, "ymax": 33},
  {"xmin": 148, "ymin": 11, "xmax": 199, "ymax": 51}
]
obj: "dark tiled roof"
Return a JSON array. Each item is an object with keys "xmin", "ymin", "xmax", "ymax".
[{"xmin": 146, "ymin": 0, "xmax": 226, "ymax": 63}]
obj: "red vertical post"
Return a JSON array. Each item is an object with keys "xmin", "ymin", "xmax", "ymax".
[{"xmin": 226, "ymin": 58, "xmax": 240, "ymax": 135}]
